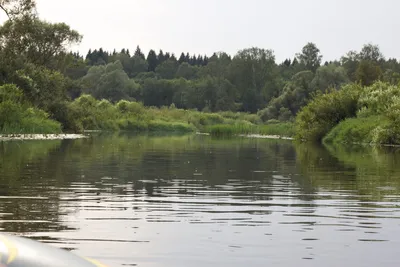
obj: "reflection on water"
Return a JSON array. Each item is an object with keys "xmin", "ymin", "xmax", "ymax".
[{"xmin": 0, "ymin": 134, "xmax": 400, "ymax": 266}]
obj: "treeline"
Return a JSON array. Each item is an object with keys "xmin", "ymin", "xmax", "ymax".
[{"xmin": 65, "ymin": 43, "xmax": 400, "ymax": 120}]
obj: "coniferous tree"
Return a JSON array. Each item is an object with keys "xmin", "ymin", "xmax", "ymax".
[
  {"xmin": 158, "ymin": 50, "xmax": 165, "ymax": 64},
  {"xmin": 170, "ymin": 53, "xmax": 177, "ymax": 62},
  {"xmin": 178, "ymin": 53, "xmax": 185, "ymax": 64},
  {"xmin": 164, "ymin": 52, "xmax": 171, "ymax": 61},
  {"xmin": 85, "ymin": 49, "xmax": 92, "ymax": 62},
  {"xmin": 147, "ymin": 49, "xmax": 158, "ymax": 72},
  {"xmin": 134, "ymin": 45, "xmax": 145, "ymax": 60},
  {"xmin": 283, "ymin": 59, "xmax": 291, "ymax": 67},
  {"xmin": 203, "ymin": 55, "xmax": 209, "ymax": 66},
  {"xmin": 197, "ymin": 55, "xmax": 203, "ymax": 66}
]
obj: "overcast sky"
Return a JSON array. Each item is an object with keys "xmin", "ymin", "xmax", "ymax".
[{"xmin": 34, "ymin": 0, "xmax": 399, "ymax": 62}]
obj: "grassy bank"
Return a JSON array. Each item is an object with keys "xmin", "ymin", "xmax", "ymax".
[
  {"xmin": 205, "ymin": 122, "xmax": 295, "ymax": 137},
  {"xmin": 1, "ymin": 84, "xmax": 295, "ymax": 137},
  {"xmin": 295, "ymin": 81, "xmax": 400, "ymax": 146},
  {"xmin": 323, "ymin": 116, "xmax": 390, "ymax": 145},
  {"xmin": 57, "ymin": 94, "xmax": 294, "ymax": 136}
]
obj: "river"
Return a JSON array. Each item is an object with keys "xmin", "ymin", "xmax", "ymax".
[{"xmin": 0, "ymin": 133, "xmax": 399, "ymax": 267}]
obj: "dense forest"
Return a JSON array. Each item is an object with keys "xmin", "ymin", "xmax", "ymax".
[{"xmin": 1, "ymin": 0, "xmax": 400, "ymax": 144}]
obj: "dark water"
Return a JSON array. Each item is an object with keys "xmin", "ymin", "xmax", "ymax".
[{"xmin": 1, "ymin": 134, "xmax": 400, "ymax": 267}]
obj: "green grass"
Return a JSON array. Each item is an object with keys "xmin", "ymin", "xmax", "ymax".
[
  {"xmin": 205, "ymin": 122, "xmax": 295, "ymax": 137},
  {"xmin": 147, "ymin": 120, "xmax": 195, "ymax": 133},
  {"xmin": 323, "ymin": 116, "xmax": 389, "ymax": 145},
  {"xmin": 0, "ymin": 119, "xmax": 62, "ymax": 134},
  {"xmin": 0, "ymin": 110, "xmax": 62, "ymax": 134}
]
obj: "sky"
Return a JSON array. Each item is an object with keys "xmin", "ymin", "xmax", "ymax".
[{"xmin": 31, "ymin": 0, "xmax": 400, "ymax": 62}]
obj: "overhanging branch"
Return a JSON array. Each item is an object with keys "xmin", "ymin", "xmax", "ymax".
[{"xmin": 0, "ymin": 4, "xmax": 11, "ymax": 19}]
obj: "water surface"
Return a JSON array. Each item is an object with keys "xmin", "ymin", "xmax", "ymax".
[{"xmin": 0, "ymin": 134, "xmax": 400, "ymax": 267}]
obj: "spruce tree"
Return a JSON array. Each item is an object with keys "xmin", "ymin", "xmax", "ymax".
[
  {"xmin": 147, "ymin": 49, "xmax": 158, "ymax": 72},
  {"xmin": 134, "ymin": 45, "xmax": 145, "ymax": 60},
  {"xmin": 178, "ymin": 53, "xmax": 185, "ymax": 64},
  {"xmin": 158, "ymin": 50, "xmax": 165, "ymax": 64},
  {"xmin": 165, "ymin": 52, "xmax": 171, "ymax": 61}
]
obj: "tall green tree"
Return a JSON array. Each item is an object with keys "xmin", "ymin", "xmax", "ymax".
[
  {"xmin": 311, "ymin": 64, "xmax": 350, "ymax": 91},
  {"xmin": 0, "ymin": 16, "xmax": 82, "ymax": 70},
  {"xmin": 176, "ymin": 62, "xmax": 198, "ymax": 80},
  {"xmin": 147, "ymin": 49, "xmax": 158, "ymax": 72},
  {"xmin": 359, "ymin": 43, "xmax": 384, "ymax": 62},
  {"xmin": 157, "ymin": 50, "xmax": 166, "ymax": 64},
  {"xmin": 296, "ymin": 42, "xmax": 322, "ymax": 72},
  {"xmin": 155, "ymin": 59, "xmax": 179, "ymax": 79},
  {"xmin": 355, "ymin": 60, "xmax": 383, "ymax": 86},
  {"xmin": 228, "ymin": 47, "xmax": 280, "ymax": 112},
  {"xmin": 81, "ymin": 61, "xmax": 140, "ymax": 102},
  {"xmin": 134, "ymin": 45, "xmax": 145, "ymax": 60},
  {"xmin": 0, "ymin": 0, "xmax": 35, "ymax": 19}
]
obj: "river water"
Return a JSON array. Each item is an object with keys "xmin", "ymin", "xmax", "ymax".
[{"xmin": 0, "ymin": 134, "xmax": 400, "ymax": 267}]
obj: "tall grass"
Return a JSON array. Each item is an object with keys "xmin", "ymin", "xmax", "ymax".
[
  {"xmin": 67, "ymin": 95, "xmax": 266, "ymax": 134},
  {"xmin": 206, "ymin": 122, "xmax": 295, "ymax": 137},
  {"xmin": 323, "ymin": 116, "xmax": 387, "ymax": 144}
]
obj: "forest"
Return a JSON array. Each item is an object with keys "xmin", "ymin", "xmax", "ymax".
[{"xmin": 1, "ymin": 0, "xmax": 400, "ymax": 144}]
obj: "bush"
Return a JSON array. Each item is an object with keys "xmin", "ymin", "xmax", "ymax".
[
  {"xmin": 0, "ymin": 84, "xmax": 62, "ymax": 134},
  {"xmin": 295, "ymin": 83, "xmax": 362, "ymax": 142},
  {"xmin": 323, "ymin": 116, "xmax": 386, "ymax": 144},
  {"xmin": 358, "ymin": 81, "xmax": 400, "ymax": 115}
]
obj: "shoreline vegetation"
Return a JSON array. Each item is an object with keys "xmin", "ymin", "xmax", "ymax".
[{"xmin": 1, "ymin": 1, "xmax": 400, "ymax": 145}]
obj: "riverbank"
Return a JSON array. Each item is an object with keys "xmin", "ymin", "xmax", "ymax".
[
  {"xmin": 2, "ymin": 92, "xmax": 296, "ymax": 138},
  {"xmin": 0, "ymin": 134, "xmax": 88, "ymax": 141},
  {"xmin": 295, "ymin": 81, "xmax": 400, "ymax": 146}
]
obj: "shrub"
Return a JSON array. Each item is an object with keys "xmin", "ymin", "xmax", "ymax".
[
  {"xmin": 323, "ymin": 116, "xmax": 386, "ymax": 144},
  {"xmin": 295, "ymin": 83, "xmax": 362, "ymax": 142},
  {"xmin": 0, "ymin": 84, "xmax": 62, "ymax": 134}
]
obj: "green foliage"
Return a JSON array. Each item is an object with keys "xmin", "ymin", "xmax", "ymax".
[
  {"xmin": 258, "ymin": 71, "xmax": 314, "ymax": 121},
  {"xmin": 0, "ymin": 16, "xmax": 82, "ymax": 69},
  {"xmin": 14, "ymin": 64, "xmax": 68, "ymax": 111},
  {"xmin": 298, "ymin": 81, "xmax": 400, "ymax": 145},
  {"xmin": 0, "ymin": 84, "xmax": 61, "ymax": 133},
  {"xmin": 323, "ymin": 116, "xmax": 387, "ymax": 144},
  {"xmin": 147, "ymin": 120, "xmax": 195, "ymax": 133},
  {"xmin": 295, "ymin": 83, "xmax": 362, "ymax": 142},
  {"xmin": 206, "ymin": 122, "xmax": 294, "ymax": 137},
  {"xmin": 310, "ymin": 64, "xmax": 350, "ymax": 91},
  {"xmin": 296, "ymin": 42, "xmax": 322, "ymax": 72},
  {"xmin": 155, "ymin": 59, "xmax": 179, "ymax": 79},
  {"xmin": 355, "ymin": 60, "xmax": 383, "ymax": 86},
  {"xmin": 81, "ymin": 61, "xmax": 140, "ymax": 102},
  {"xmin": 358, "ymin": 81, "xmax": 400, "ymax": 115},
  {"xmin": 176, "ymin": 62, "xmax": 198, "ymax": 80},
  {"xmin": 228, "ymin": 47, "xmax": 280, "ymax": 112}
]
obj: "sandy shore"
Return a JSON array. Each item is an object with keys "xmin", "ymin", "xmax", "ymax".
[
  {"xmin": 196, "ymin": 132, "xmax": 293, "ymax": 140},
  {"xmin": 238, "ymin": 134, "xmax": 294, "ymax": 140},
  {"xmin": 0, "ymin": 134, "xmax": 89, "ymax": 141}
]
